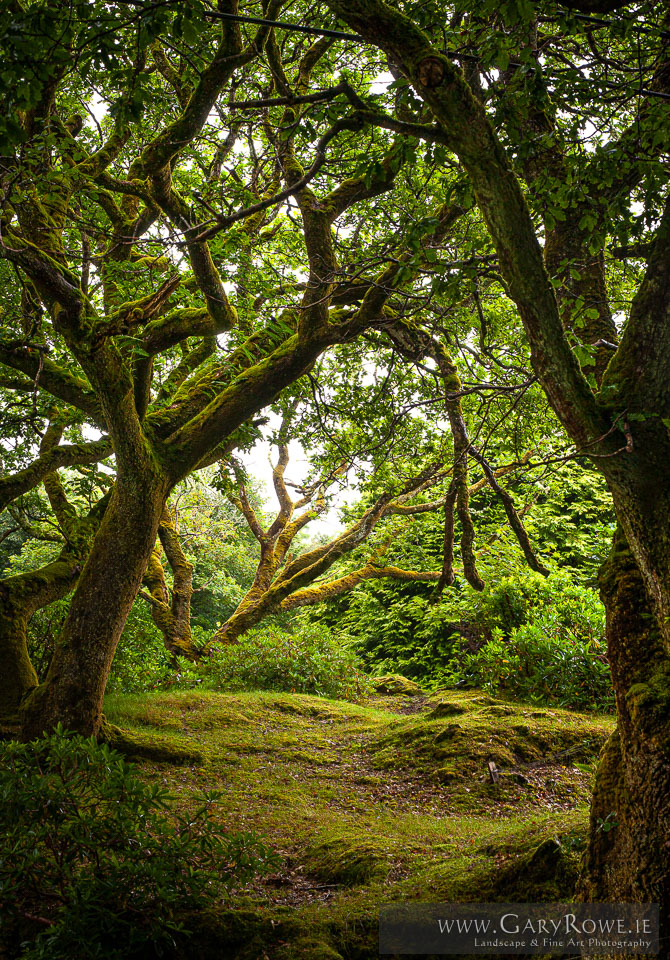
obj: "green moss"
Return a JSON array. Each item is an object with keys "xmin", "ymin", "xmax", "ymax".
[
  {"xmin": 100, "ymin": 720, "xmax": 204, "ymax": 765},
  {"xmin": 626, "ymin": 661, "xmax": 670, "ymax": 739},
  {"xmin": 274, "ymin": 939, "xmax": 343, "ymax": 960},
  {"xmin": 366, "ymin": 694, "xmax": 611, "ymax": 812},
  {"xmin": 427, "ymin": 700, "xmax": 470, "ymax": 718},
  {"xmin": 425, "ymin": 833, "xmax": 583, "ymax": 903},
  {"xmin": 372, "ymin": 674, "xmax": 423, "ymax": 696},
  {"xmin": 95, "ymin": 688, "xmax": 614, "ymax": 959},
  {"xmin": 303, "ymin": 835, "xmax": 392, "ymax": 886}
]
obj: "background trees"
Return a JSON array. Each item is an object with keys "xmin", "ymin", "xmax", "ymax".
[{"xmin": 0, "ymin": 0, "xmax": 469, "ymax": 733}]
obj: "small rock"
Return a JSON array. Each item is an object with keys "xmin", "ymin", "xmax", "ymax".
[{"xmin": 372, "ymin": 674, "xmax": 423, "ymax": 697}]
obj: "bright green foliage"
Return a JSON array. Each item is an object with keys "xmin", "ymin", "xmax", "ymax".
[
  {"xmin": 527, "ymin": 462, "xmax": 615, "ymax": 579},
  {"xmin": 170, "ymin": 477, "xmax": 263, "ymax": 633},
  {"xmin": 461, "ymin": 619, "xmax": 612, "ymax": 713},
  {"xmin": 315, "ymin": 558, "xmax": 608, "ymax": 709},
  {"xmin": 305, "ymin": 453, "xmax": 613, "ymax": 693},
  {"xmin": 189, "ymin": 622, "xmax": 371, "ymax": 702},
  {"xmin": 0, "ymin": 726, "xmax": 279, "ymax": 960},
  {"xmin": 106, "ymin": 600, "xmax": 174, "ymax": 694},
  {"xmin": 456, "ymin": 567, "xmax": 606, "ymax": 644},
  {"xmin": 329, "ymin": 585, "xmax": 466, "ymax": 681},
  {"xmin": 461, "ymin": 578, "xmax": 611, "ymax": 710}
]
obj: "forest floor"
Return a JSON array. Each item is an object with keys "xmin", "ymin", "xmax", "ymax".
[{"xmin": 103, "ymin": 685, "xmax": 615, "ymax": 960}]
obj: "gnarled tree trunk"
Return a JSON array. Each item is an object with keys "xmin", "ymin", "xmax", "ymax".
[
  {"xmin": 578, "ymin": 524, "xmax": 670, "ymax": 939},
  {"xmin": 0, "ymin": 586, "xmax": 41, "ymax": 719},
  {"xmin": 0, "ymin": 487, "xmax": 111, "ymax": 719},
  {"xmin": 20, "ymin": 472, "xmax": 169, "ymax": 738},
  {"xmin": 141, "ymin": 506, "xmax": 199, "ymax": 661},
  {"xmin": 0, "ymin": 558, "xmax": 81, "ymax": 719}
]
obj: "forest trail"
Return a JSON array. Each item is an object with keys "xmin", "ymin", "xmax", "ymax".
[{"xmin": 104, "ymin": 687, "xmax": 615, "ymax": 960}]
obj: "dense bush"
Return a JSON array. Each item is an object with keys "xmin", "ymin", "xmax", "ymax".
[
  {"xmin": 105, "ymin": 601, "xmax": 176, "ymax": 694},
  {"xmin": 440, "ymin": 571, "xmax": 613, "ymax": 711},
  {"xmin": 458, "ymin": 614, "xmax": 613, "ymax": 712},
  {"xmin": 310, "ymin": 559, "xmax": 612, "ymax": 710},
  {"xmin": 329, "ymin": 586, "xmax": 470, "ymax": 684},
  {"xmin": 0, "ymin": 727, "xmax": 279, "ymax": 960},
  {"xmin": 184, "ymin": 622, "xmax": 372, "ymax": 701}
]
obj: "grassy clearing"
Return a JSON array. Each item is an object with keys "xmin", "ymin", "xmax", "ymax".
[{"xmin": 102, "ymin": 686, "xmax": 615, "ymax": 960}]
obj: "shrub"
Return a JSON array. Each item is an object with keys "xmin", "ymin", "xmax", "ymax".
[
  {"xmin": 0, "ymin": 726, "xmax": 279, "ymax": 960},
  {"xmin": 458, "ymin": 601, "xmax": 613, "ymax": 712},
  {"xmin": 106, "ymin": 602, "xmax": 176, "ymax": 694},
  {"xmin": 189, "ymin": 622, "xmax": 372, "ymax": 701},
  {"xmin": 336, "ymin": 588, "xmax": 469, "ymax": 686},
  {"xmin": 314, "ymin": 562, "xmax": 612, "ymax": 710}
]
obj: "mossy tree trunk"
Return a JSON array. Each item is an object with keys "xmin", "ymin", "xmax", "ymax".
[
  {"xmin": 20, "ymin": 471, "xmax": 170, "ymax": 738},
  {"xmin": 208, "ymin": 463, "xmax": 447, "ymax": 648},
  {"xmin": 0, "ymin": 479, "xmax": 110, "ymax": 720},
  {"xmin": 322, "ymin": 0, "xmax": 670, "ymax": 922},
  {"xmin": 0, "ymin": 603, "xmax": 37, "ymax": 719},
  {"xmin": 0, "ymin": 559, "xmax": 79, "ymax": 719},
  {"xmin": 141, "ymin": 505, "xmax": 199, "ymax": 661},
  {"xmin": 578, "ymin": 521, "xmax": 670, "ymax": 934},
  {"xmin": 579, "ymin": 432, "xmax": 670, "ymax": 928}
]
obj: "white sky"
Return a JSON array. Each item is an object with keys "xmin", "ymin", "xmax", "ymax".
[{"xmin": 239, "ymin": 429, "xmax": 356, "ymax": 538}]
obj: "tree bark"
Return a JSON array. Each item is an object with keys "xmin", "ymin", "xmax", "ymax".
[
  {"xmin": 0, "ymin": 592, "xmax": 39, "ymax": 718},
  {"xmin": 141, "ymin": 507, "xmax": 199, "ymax": 661},
  {"xmin": 20, "ymin": 472, "xmax": 169, "ymax": 737},
  {"xmin": 577, "ymin": 524, "xmax": 670, "ymax": 944},
  {"xmin": 0, "ymin": 489, "xmax": 111, "ymax": 718}
]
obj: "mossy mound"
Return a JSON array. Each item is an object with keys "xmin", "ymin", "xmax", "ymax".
[
  {"xmin": 367, "ymin": 692, "xmax": 610, "ymax": 809},
  {"xmin": 95, "ymin": 689, "xmax": 614, "ymax": 960},
  {"xmin": 274, "ymin": 938, "xmax": 344, "ymax": 960},
  {"xmin": 426, "ymin": 833, "xmax": 583, "ymax": 903},
  {"xmin": 302, "ymin": 835, "xmax": 392, "ymax": 886},
  {"xmin": 100, "ymin": 720, "xmax": 204, "ymax": 765},
  {"xmin": 372, "ymin": 674, "xmax": 423, "ymax": 696},
  {"xmin": 427, "ymin": 700, "xmax": 471, "ymax": 718},
  {"xmin": 172, "ymin": 905, "xmax": 314, "ymax": 960}
]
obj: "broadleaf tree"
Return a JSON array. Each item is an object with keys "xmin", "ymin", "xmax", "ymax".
[
  {"xmin": 0, "ymin": 0, "xmax": 495, "ymax": 736},
  {"xmin": 323, "ymin": 0, "xmax": 670, "ymax": 918}
]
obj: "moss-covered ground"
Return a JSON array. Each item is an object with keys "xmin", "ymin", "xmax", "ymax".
[{"xmin": 103, "ymin": 685, "xmax": 615, "ymax": 960}]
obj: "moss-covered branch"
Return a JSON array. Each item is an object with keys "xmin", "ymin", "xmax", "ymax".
[
  {"xmin": 0, "ymin": 491, "xmax": 110, "ymax": 717},
  {"xmin": 208, "ymin": 452, "xmax": 449, "ymax": 646},
  {"xmin": 0, "ymin": 435, "xmax": 111, "ymax": 516},
  {"xmin": 0, "ymin": 341, "xmax": 102, "ymax": 423},
  {"xmin": 325, "ymin": 0, "xmax": 609, "ymax": 450},
  {"xmin": 140, "ymin": 506, "xmax": 199, "ymax": 661}
]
